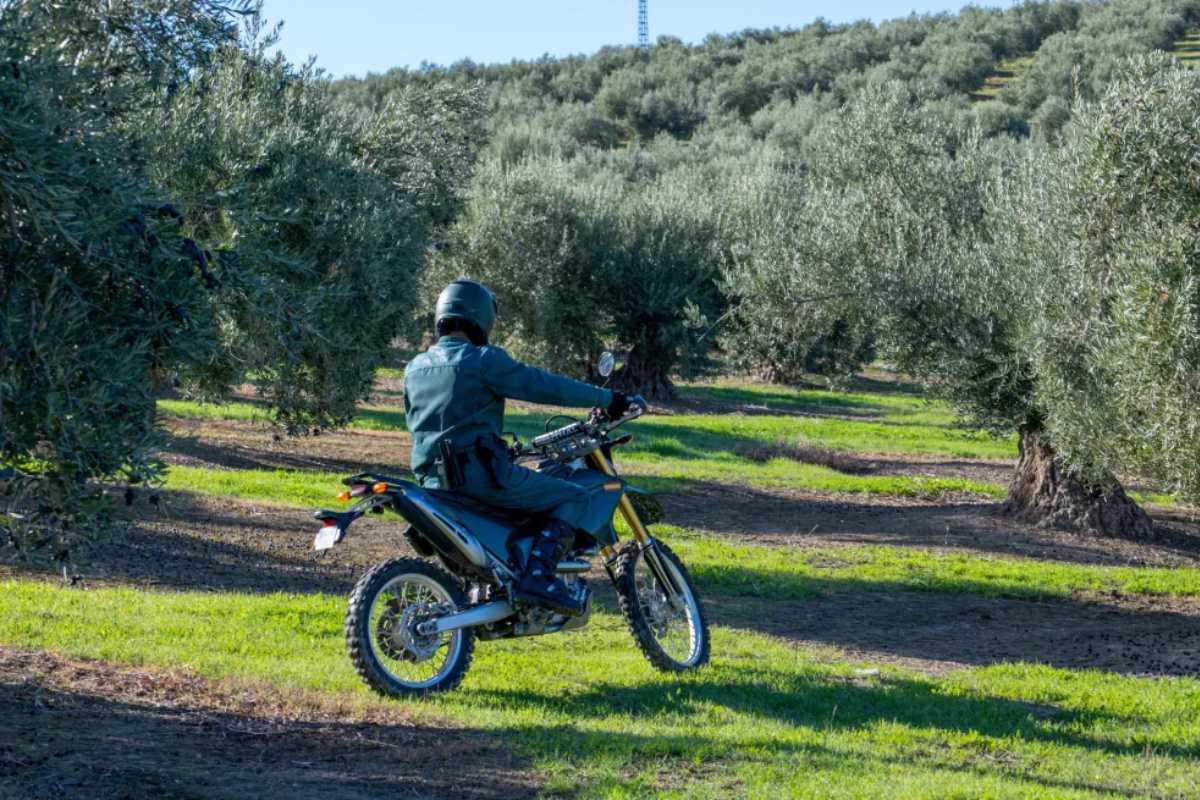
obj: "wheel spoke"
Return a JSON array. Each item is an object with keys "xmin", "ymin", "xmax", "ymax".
[
  {"xmin": 633, "ymin": 548, "xmax": 701, "ymax": 666},
  {"xmin": 366, "ymin": 573, "xmax": 462, "ymax": 689}
]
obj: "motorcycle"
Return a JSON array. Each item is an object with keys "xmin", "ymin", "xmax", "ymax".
[{"xmin": 311, "ymin": 354, "xmax": 710, "ymax": 697}]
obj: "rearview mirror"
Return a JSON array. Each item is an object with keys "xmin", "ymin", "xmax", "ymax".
[{"xmin": 598, "ymin": 351, "xmax": 616, "ymax": 378}]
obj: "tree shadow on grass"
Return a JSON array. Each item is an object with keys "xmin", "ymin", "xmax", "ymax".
[{"xmin": 472, "ymin": 668, "xmax": 1184, "ymax": 795}]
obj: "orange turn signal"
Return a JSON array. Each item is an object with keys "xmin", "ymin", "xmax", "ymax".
[
  {"xmin": 372, "ymin": 482, "xmax": 388, "ymax": 495},
  {"xmin": 336, "ymin": 490, "xmax": 351, "ymax": 502}
]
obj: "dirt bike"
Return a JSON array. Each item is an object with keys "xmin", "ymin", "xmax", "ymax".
[{"xmin": 311, "ymin": 359, "xmax": 710, "ymax": 697}]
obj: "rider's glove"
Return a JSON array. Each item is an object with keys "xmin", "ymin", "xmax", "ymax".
[{"xmin": 607, "ymin": 391, "xmax": 632, "ymax": 420}]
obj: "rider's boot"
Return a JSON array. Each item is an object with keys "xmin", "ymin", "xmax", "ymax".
[{"xmin": 512, "ymin": 521, "xmax": 588, "ymax": 617}]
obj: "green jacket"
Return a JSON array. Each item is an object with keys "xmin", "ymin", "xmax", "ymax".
[{"xmin": 404, "ymin": 336, "xmax": 613, "ymax": 484}]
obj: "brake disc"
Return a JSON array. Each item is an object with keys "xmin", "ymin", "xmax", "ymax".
[
  {"xmin": 376, "ymin": 601, "xmax": 444, "ymax": 662},
  {"xmin": 397, "ymin": 604, "xmax": 444, "ymax": 661},
  {"xmin": 643, "ymin": 588, "xmax": 675, "ymax": 636}
]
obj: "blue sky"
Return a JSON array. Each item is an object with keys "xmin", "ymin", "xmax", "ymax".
[{"xmin": 260, "ymin": 1, "xmax": 1000, "ymax": 78}]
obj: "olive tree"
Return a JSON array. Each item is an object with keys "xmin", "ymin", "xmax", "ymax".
[
  {"xmin": 431, "ymin": 153, "xmax": 725, "ymax": 399},
  {"xmin": 0, "ymin": 0, "xmax": 250, "ymax": 563},
  {"xmin": 718, "ymin": 156, "xmax": 876, "ymax": 386},
  {"xmin": 732, "ymin": 82, "xmax": 1155, "ymax": 538},
  {"xmin": 0, "ymin": 1, "xmax": 483, "ymax": 564},
  {"xmin": 1026, "ymin": 56, "xmax": 1200, "ymax": 507},
  {"xmin": 138, "ymin": 48, "xmax": 483, "ymax": 431}
]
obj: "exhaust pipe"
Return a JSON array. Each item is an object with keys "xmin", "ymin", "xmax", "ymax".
[{"xmin": 421, "ymin": 601, "xmax": 515, "ymax": 635}]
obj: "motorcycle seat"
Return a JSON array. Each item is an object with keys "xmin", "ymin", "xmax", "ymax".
[{"xmin": 425, "ymin": 489, "xmax": 543, "ymax": 527}]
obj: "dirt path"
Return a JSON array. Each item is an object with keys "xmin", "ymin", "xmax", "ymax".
[
  {"xmin": 31, "ymin": 493, "xmax": 413, "ymax": 595},
  {"xmin": 165, "ymin": 418, "xmax": 411, "ymax": 477},
  {"xmin": 162, "ymin": 415, "xmax": 1200, "ymax": 568},
  {"xmin": 0, "ymin": 648, "xmax": 536, "ymax": 800},
  {"xmin": 661, "ymin": 483, "xmax": 1200, "ymax": 568},
  {"xmin": 16, "ymin": 481, "xmax": 1193, "ymax": 599},
  {"xmin": 707, "ymin": 590, "xmax": 1200, "ymax": 678}
]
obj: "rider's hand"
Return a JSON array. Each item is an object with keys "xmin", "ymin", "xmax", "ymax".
[{"xmin": 607, "ymin": 391, "xmax": 632, "ymax": 420}]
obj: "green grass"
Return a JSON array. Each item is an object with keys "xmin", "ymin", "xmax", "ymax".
[
  {"xmin": 670, "ymin": 530, "xmax": 1200, "ymax": 601},
  {"xmin": 157, "ymin": 465, "xmax": 1200, "ymax": 601},
  {"xmin": 1, "ymin": 578, "xmax": 1197, "ymax": 798},
  {"xmin": 158, "ymin": 398, "xmax": 410, "ymax": 432},
  {"xmin": 971, "ymin": 55, "xmax": 1035, "ymax": 101},
  {"xmin": 17, "ymin": 373, "xmax": 1197, "ymax": 795},
  {"xmin": 1171, "ymin": 29, "xmax": 1200, "ymax": 67},
  {"xmin": 166, "ymin": 465, "xmax": 349, "ymax": 508}
]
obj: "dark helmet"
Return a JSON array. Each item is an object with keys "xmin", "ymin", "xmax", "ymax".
[{"xmin": 435, "ymin": 279, "xmax": 498, "ymax": 344}]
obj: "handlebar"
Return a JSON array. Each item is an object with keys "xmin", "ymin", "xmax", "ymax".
[
  {"xmin": 530, "ymin": 421, "xmax": 587, "ymax": 449},
  {"xmin": 518, "ymin": 403, "xmax": 646, "ymax": 459},
  {"xmin": 606, "ymin": 403, "xmax": 645, "ymax": 432}
]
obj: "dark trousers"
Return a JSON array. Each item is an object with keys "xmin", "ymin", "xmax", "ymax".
[{"xmin": 457, "ymin": 458, "xmax": 591, "ymax": 529}]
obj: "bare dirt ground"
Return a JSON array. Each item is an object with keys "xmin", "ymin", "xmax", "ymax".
[
  {"xmin": 0, "ymin": 648, "xmax": 534, "ymax": 800},
  {"xmin": 27, "ymin": 492, "xmax": 414, "ymax": 595},
  {"xmin": 165, "ymin": 418, "xmax": 412, "ymax": 477},
  {"xmin": 661, "ymin": 483, "xmax": 1200, "ymax": 568},
  {"xmin": 710, "ymin": 591, "xmax": 1200, "ymax": 677}
]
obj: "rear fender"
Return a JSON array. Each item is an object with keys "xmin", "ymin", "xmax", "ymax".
[
  {"xmin": 311, "ymin": 486, "xmax": 398, "ymax": 549},
  {"xmin": 312, "ymin": 505, "xmax": 368, "ymax": 550}
]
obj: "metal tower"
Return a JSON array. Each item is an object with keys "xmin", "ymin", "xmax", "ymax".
[{"xmin": 637, "ymin": 0, "xmax": 649, "ymax": 49}]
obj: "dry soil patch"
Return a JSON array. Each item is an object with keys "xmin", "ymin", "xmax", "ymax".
[
  {"xmin": 165, "ymin": 418, "xmax": 410, "ymax": 477},
  {"xmin": 0, "ymin": 647, "xmax": 535, "ymax": 800},
  {"xmin": 662, "ymin": 483, "xmax": 1200, "ymax": 568},
  {"xmin": 46, "ymin": 493, "xmax": 411, "ymax": 594},
  {"xmin": 708, "ymin": 590, "xmax": 1200, "ymax": 677}
]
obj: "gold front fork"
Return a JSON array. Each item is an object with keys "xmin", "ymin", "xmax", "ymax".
[{"xmin": 585, "ymin": 450, "xmax": 650, "ymax": 547}]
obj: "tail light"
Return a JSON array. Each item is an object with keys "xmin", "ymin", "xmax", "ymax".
[{"xmin": 337, "ymin": 484, "xmax": 372, "ymax": 502}]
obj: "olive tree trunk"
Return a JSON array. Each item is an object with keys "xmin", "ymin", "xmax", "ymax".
[
  {"xmin": 603, "ymin": 350, "xmax": 678, "ymax": 402},
  {"xmin": 1003, "ymin": 423, "xmax": 1154, "ymax": 540}
]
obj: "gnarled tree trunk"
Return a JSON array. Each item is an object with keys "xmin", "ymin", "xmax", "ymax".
[
  {"xmin": 604, "ymin": 350, "xmax": 677, "ymax": 402},
  {"xmin": 1003, "ymin": 423, "xmax": 1154, "ymax": 541}
]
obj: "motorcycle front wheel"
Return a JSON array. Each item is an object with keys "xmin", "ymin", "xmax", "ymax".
[
  {"xmin": 345, "ymin": 557, "xmax": 474, "ymax": 697},
  {"xmin": 615, "ymin": 540, "xmax": 711, "ymax": 672}
]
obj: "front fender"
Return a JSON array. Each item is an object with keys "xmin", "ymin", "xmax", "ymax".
[{"xmin": 623, "ymin": 484, "xmax": 664, "ymax": 525}]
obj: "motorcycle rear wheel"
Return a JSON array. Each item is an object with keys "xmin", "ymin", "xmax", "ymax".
[
  {"xmin": 345, "ymin": 557, "xmax": 474, "ymax": 698},
  {"xmin": 615, "ymin": 540, "xmax": 711, "ymax": 672}
]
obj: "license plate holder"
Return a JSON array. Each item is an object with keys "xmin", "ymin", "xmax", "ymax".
[{"xmin": 313, "ymin": 524, "xmax": 343, "ymax": 551}]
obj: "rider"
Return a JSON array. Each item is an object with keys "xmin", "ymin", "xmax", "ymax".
[{"xmin": 404, "ymin": 279, "xmax": 636, "ymax": 617}]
